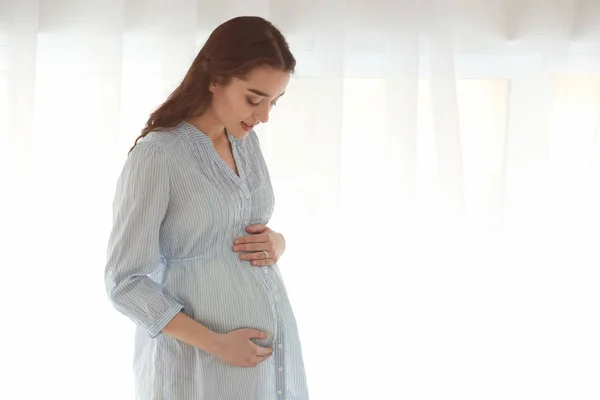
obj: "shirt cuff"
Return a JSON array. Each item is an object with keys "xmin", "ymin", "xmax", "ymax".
[{"xmin": 147, "ymin": 303, "xmax": 184, "ymax": 339}]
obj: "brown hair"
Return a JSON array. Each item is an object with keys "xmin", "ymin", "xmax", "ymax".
[{"xmin": 129, "ymin": 16, "xmax": 296, "ymax": 152}]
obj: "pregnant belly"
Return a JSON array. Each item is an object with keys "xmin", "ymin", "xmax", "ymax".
[{"xmin": 163, "ymin": 257, "xmax": 277, "ymax": 343}]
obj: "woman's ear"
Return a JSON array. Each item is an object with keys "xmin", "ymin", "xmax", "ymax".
[{"xmin": 208, "ymin": 75, "xmax": 228, "ymax": 93}]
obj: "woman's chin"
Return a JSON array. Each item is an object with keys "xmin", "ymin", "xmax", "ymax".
[{"xmin": 228, "ymin": 124, "xmax": 252, "ymax": 139}]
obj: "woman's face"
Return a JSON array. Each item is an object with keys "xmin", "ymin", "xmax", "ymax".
[{"xmin": 209, "ymin": 66, "xmax": 291, "ymax": 139}]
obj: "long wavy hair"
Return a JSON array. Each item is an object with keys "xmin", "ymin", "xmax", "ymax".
[{"xmin": 129, "ymin": 16, "xmax": 296, "ymax": 153}]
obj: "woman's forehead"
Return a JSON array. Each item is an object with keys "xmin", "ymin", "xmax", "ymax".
[{"xmin": 237, "ymin": 67, "xmax": 290, "ymax": 96}]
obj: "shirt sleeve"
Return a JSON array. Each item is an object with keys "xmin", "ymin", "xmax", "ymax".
[{"xmin": 104, "ymin": 140, "xmax": 183, "ymax": 338}]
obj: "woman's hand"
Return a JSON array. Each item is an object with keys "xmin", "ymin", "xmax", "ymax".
[
  {"xmin": 233, "ymin": 224, "xmax": 286, "ymax": 266},
  {"xmin": 212, "ymin": 329, "xmax": 273, "ymax": 367}
]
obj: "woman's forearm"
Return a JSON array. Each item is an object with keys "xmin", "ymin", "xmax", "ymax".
[{"xmin": 162, "ymin": 312, "xmax": 220, "ymax": 354}]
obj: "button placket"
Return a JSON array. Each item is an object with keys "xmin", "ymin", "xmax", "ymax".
[
  {"xmin": 240, "ymin": 185, "xmax": 251, "ymax": 226},
  {"xmin": 265, "ymin": 277, "xmax": 286, "ymax": 398}
]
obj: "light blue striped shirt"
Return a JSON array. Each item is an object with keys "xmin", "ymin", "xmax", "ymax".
[{"xmin": 104, "ymin": 121, "xmax": 309, "ymax": 399}]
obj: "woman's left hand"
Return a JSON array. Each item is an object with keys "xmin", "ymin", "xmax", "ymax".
[{"xmin": 233, "ymin": 225, "xmax": 286, "ymax": 266}]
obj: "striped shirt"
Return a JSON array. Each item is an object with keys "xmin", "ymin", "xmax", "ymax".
[{"xmin": 104, "ymin": 121, "xmax": 309, "ymax": 400}]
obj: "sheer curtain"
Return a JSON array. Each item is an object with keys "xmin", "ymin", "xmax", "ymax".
[{"xmin": 2, "ymin": 1, "xmax": 599, "ymax": 399}]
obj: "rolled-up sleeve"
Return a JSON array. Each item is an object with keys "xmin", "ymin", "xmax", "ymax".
[{"xmin": 105, "ymin": 140, "xmax": 183, "ymax": 338}]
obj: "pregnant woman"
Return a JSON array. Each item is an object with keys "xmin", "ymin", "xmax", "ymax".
[{"xmin": 104, "ymin": 16, "xmax": 309, "ymax": 400}]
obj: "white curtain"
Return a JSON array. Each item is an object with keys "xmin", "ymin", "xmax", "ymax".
[{"xmin": 2, "ymin": 1, "xmax": 600, "ymax": 399}]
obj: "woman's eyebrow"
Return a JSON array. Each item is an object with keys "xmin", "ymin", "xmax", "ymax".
[{"xmin": 248, "ymin": 88, "xmax": 285, "ymax": 98}]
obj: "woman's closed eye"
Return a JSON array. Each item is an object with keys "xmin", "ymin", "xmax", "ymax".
[{"xmin": 246, "ymin": 98, "xmax": 278, "ymax": 107}]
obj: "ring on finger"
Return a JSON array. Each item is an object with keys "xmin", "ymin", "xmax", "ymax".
[{"xmin": 262, "ymin": 250, "xmax": 269, "ymax": 259}]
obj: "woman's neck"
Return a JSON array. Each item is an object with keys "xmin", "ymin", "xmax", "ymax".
[{"xmin": 186, "ymin": 109, "xmax": 226, "ymax": 144}]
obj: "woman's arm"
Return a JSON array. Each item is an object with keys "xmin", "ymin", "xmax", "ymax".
[
  {"xmin": 162, "ymin": 312, "xmax": 219, "ymax": 352},
  {"xmin": 105, "ymin": 141, "xmax": 183, "ymax": 338}
]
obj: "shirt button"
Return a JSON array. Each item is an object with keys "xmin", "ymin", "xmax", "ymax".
[
  {"xmin": 273, "ymin": 294, "xmax": 278, "ymax": 300},
  {"xmin": 277, "ymin": 390, "xmax": 283, "ymax": 395},
  {"xmin": 263, "ymin": 269, "xmax": 269, "ymax": 274},
  {"xmin": 245, "ymin": 194, "xmax": 250, "ymax": 199},
  {"xmin": 277, "ymin": 343, "xmax": 283, "ymax": 349},
  {"xmin": 278, "ymin": 367, "xmax": 283, "ymax": 372}
]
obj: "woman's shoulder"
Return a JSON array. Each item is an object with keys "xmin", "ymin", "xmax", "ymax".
[
  {"xmin": 134, "ymin": 124, "xmax": 195, "ymax": 160},
  {"xmin": 125, "ymin": 126, "xmax": 190, "ymax": 173},
  {"xmin": 140, "ymin": 127, "xmax": 181, "ymax": 150}
]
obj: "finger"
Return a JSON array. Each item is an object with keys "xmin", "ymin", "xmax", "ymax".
[
  {"xmin": 251, "ymin": 258, "xmax": 274, "ymax": 267},
  {"xmin": 255, "ymin": 351, "xmax": 274, "ymax": 359},
  {"xmin": 245, "ymin": 358, "xmax": 260, "ymax": 368},
  {"xmin": 233, "ymin": 234, "xmax": 267, "ymax": 246},
  {"xmin": 255, "ymin": 353, "xmax": 274, "ymax": 363},
  {"xmin": 248, "ymin": 352, "xmax": 272, "ymax": 367},
  {"xmin": 233, "ymin": 242, "xmax": 269, "ymax": 253},
  {"xmin": 246, "ymin": 224, "xmax": 269, "ymax": 234},
  {"xmin": 246, "ymin": 330, "xmax": 269, "ymax": 340},
  {"xmin": 239, "ymin": 250, "xmax": 274, "ymax": 261},
  {"xmin": 256, "ymin": 346, "xmax": 274, "ymax": 357}
]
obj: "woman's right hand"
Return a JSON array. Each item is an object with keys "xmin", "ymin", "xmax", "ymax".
[{"xmin": 211, "ymin": 328, "xmax": 274, "ymax": 367}]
